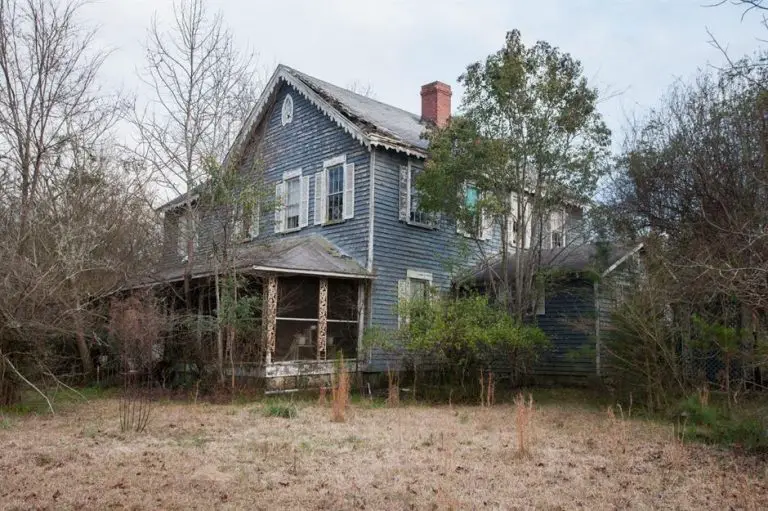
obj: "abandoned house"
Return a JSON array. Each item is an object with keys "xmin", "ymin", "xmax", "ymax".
[{"xmin": 145, "ymin": 64, "xmax": 617, "ymax": 387}]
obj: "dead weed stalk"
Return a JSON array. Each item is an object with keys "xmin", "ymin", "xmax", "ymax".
[
  {"xmin": 513, "ymin": 392, "xmax": 535, "ymax": 455},
  {"xmin": 387, "ymin": 367, "xmax": 400, "ymax": 407},
  {"xmin": 331, "ymin": 357, "xmax": 350, "ymax": 423}
]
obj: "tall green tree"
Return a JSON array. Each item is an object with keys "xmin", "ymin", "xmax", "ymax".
[{"xmin": 419, "ymin": 30, "xmax": 610, "ymax": 319}]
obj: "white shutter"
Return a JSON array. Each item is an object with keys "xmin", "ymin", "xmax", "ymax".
[
  {"xmin": 397, "ymin": 279, "xmax": 409, "ymax": 328},
  {"xmin": 509, "ymin": 192, "xmax": 519, "ymax": 245},
  {"xmin": 249, "ymin": 203, "xmax": 260, "ymax": 238},
  {"xmin": 457, "ymin": 182, "xmax": 469, "ymax": 236},
  {"xmin": 274, "ymin": 182, "xmax": 284, "ymax": 233},
  {"xmin": 314, "ymin": 172, "xmax": 324, "ymax": 225},
  {"xmin": 299, "ymin": 175, "xmax": 310, "ymax": 228},
  {"xmin": 398, "ymin": 164, "xmax": 409, "ymax": 222},
  {"xmin": 481, "ymin": 210, "xmax": 493, "ymax": 241},
  {"xmin": 343, "ymin": 162, "xmax": 355, "ymax": 219}
]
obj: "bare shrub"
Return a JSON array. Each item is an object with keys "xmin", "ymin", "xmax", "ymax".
[
  {"xmin": 331, "ymin": 356, "xmax": 350, "ymax": 423},
  {"xmin": 119, "ymin": 389, "xmax": 151, "ymax": 433},
  {"xmin": 513, "ymin": 393, "xmax": 535, "ymax": 455},
  {"xmin": 606, "ymin": 404, "xmax": 630, "ymax": 456},
  {"xmin": 109, "ymin": 293, "xmax": 165, "ymax": 375}
]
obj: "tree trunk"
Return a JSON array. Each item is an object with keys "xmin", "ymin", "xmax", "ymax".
[
  {"xmin": 214, "ymin": 271, "xmax": 224, "ymax": 385},
  {"xmin": 74, "ymin": 297, "xmax": 94, "ymax": 378}
]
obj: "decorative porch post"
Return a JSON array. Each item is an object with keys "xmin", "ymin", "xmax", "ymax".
[
  {"xmin": 317, "ymin": 278, "xmax": 328, "ymax": 359},
  {"xmin": 263, "ymin": 275, "xmax": 278, "ymax": 365}
]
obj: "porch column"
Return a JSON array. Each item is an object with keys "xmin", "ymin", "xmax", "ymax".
[
  {"xmin": 263, "ymin": 275, "xmax": 278, "ymax": 365},
  {"xmin": 357, "ymin": 281, "xmax": 365, "ymax": 358},
  {"xmin": 317, "ymin": 278, "xmax": 328, "ymax": 359}
]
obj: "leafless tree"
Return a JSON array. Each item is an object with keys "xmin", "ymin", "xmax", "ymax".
[
  {"xmin": 133, "ymin": 0, "xmax": 261, "ymax": 312},
  {"xmin": 0, "ymin": 0, "xmax": 123, "ymax": 244}
]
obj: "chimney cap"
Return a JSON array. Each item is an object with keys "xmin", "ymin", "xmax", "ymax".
[{"xmin": 421, "ymin": 81, "xmax": 452, "ymax": 95}]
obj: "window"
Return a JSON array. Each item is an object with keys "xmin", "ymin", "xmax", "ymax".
[
  {"xmin": 457, "ymin": 183, "xmax": 491, "ymax": 239},
  {"xmin": 550, "ymin": 211, "xmax": 566, "ymax": 248},
  {"xmin": 397, "ymin": 270, "xmax": 433, "ymax": 326},
  {"xmin": 551, "ymin": 231, "xmax": 563, "ymax": 248},
  {"xmin": 281, "ymin": 94, "xmax": 294, "ymax": 126},
  {"xmin": 327, "ymin": 164, "xmax": 344, "ymax": 222},
  {"xmin": 399, "ymin": 161, "xmax": 434, "ymax": 227},
  {"xmin": 177, "ymin": 209, "xmax": 198, "ymax": 259},
  {"xmin": 275, "ymin": 169, "xmax": 309, "ymax": 233},
  {"xmin": 315, "ymin": 155, "xmax": 354, "ymax": 225},
  {"xmin": 285, "ymin": 176, "xmax": 301, "ymax": 229},
  {"xmin": 508, "ymin": 192, "xmax": 531, "ymax": 247},
  {"xmin": 236, "ymin": 202, "xmax": 260, "ymax": 240}
]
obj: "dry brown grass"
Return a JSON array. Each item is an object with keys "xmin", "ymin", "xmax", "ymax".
[{"xmin": 1, "ymin": 397, "xmax": 766, "ymax": 510}]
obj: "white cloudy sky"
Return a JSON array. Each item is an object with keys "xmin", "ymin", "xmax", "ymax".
[{"xmin": 82, "ymin": 0, "xmax": 765, "ymax": 148}]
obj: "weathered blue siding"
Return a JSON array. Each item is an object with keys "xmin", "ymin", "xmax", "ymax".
[
  {"xmin": 534, "ymin": 280, "xmax": 596, "ymax": 376},
  {"xmin": 243, "ymin": 83, "xmax": 371, "ymax": 265},
  {"xmin": 366, "ymin": 147, "xmax": 500, "ymax": 370}
]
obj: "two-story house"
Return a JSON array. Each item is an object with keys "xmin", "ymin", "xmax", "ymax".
[{"xmin": 149, "ymin": 65, "xmax": 624, "ymax": 387}]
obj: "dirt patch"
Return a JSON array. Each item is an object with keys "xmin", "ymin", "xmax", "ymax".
[{"xmin": 0, "ymin": 398, "xmax": 766, "ymax": 509}]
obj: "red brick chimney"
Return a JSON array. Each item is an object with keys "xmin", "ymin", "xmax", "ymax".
[{"xmin": 420, "ymin": 81, "xmax": 452, "ymax": 127}]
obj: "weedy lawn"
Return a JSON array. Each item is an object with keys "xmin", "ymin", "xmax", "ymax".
[{"xmin": 1, "ymin": 394, "xmax": 766, "ymax": 510}]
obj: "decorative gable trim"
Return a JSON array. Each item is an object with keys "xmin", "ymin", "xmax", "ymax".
[{"xmin": 224, "ymin": 65, "xmax": 428, "ymax": 172}]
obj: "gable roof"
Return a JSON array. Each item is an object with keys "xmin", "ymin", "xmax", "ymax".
[
  {"xmin": 159, "ymin": 65, "xmax": 431, "ymax": 212},
  {"xmin": 229, "ymin": 65, "xmax": 429, "ymax": 163}
]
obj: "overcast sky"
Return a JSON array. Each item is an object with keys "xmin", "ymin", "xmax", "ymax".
[{"xmin": 83, "ymin": 0, "xmax": 765, "ymax": 149}]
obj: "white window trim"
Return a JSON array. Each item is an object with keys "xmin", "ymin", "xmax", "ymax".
[
  {"xmin": 281, "ymin": 94, "xmax": 294, "ymax": 126},
  {"xmin": 550, "ymin": 210, "xmax": 566, "ymax": 248},
  {"xmin": 315, "ymin": 154, "xmax": 354, "ymax": 225},
  {"xmin": 177, "ymin": 209, "xmax": 199, "ymax": 260},
  {"xmin": 398, "ymin": 270, "xmax": 434, "ymax": 327},
  {"xmin": 276, "ymin": 169, "xmax": 308, "ymax": 233},
  {"xmin": 402, "ymin": 161, "xmax": 436, "ymax": 229},
  {"xmin": 407, "ymin": 269, "xmax": 433, "ymax": 282}
]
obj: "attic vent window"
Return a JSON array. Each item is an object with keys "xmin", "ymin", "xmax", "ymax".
[{"xmin": 281, "ymin": 94, "xmax": 294, "ymax": 126}]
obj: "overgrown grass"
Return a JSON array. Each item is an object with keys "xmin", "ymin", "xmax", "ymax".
[{"xmin": 675, "ymin": 394, "xmax": 767, "ymax": 451}]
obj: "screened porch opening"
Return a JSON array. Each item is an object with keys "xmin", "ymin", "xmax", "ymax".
[{"xmin": 272, "ymin": 276, "xmax": 359, "ymax": 361}]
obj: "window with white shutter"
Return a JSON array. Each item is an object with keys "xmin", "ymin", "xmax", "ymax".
[
  {"xmin": 275, "ymin": 169, "xmax": 306, "ymax": 233},
  {"xmin": 313, "ymin": 155, "xmax": 353, "ymax": 225},
  {"xmin": 398, "ymin": 270, "xmax": 433, "ymax": 327},
  {"xmin": 399, "ymin": 161, "xmax": 434, "ymax": 227}
]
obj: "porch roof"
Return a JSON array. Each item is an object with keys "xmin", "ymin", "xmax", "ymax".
[
  {"xmin": 465, "ymin": 242, "xmax": 643, "ymax": 284},
  {"xmin": 133, "ymin": 235, "xmax": 372, "ymax": 288}
]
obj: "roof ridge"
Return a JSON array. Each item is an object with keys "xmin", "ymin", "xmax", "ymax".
[{"xmin": 281, "ymin": 65, "xmax": 422, "ymax": 121}]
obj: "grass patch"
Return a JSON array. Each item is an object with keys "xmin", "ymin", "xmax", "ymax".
[
  {"xmin": 0, "ymin": 416, "xmax": 12, "ymax": 429},
  {"xmin": 260, "ymin": 400, "xmax": 298, "ymax": 419}
]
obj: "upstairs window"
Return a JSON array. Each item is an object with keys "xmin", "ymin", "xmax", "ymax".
[
  {"xmin": 457, "ymin": 183, "xmax": 492, "ymax": 240},
  {"xmin": 399, "ymin": 161, "xmax": 435, "ymax": 227},
  {"xmin": 285, "ymin": 176, "xmax": 301, "ymax": 229},
  {"xmin": 550, "ymin": 211, "xmax": 566, "ymax": 248},
  {"xmin": 315, "ymin": 155, "xmax": 355, "ymax": 225},
  {"xmin": 275, "ymin": 169, "xmax": 309, "ymax": 233},
  {"xmin": 327, "ymin": 163, "xmax": 344, "ymax": 222},
  {"xmin": 177, "ymin": 208, "xmax": 199, "ymax": 260},
  {"xmin": 235, "ymin": 202, "xmax": 260, "ymax": 240}
]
